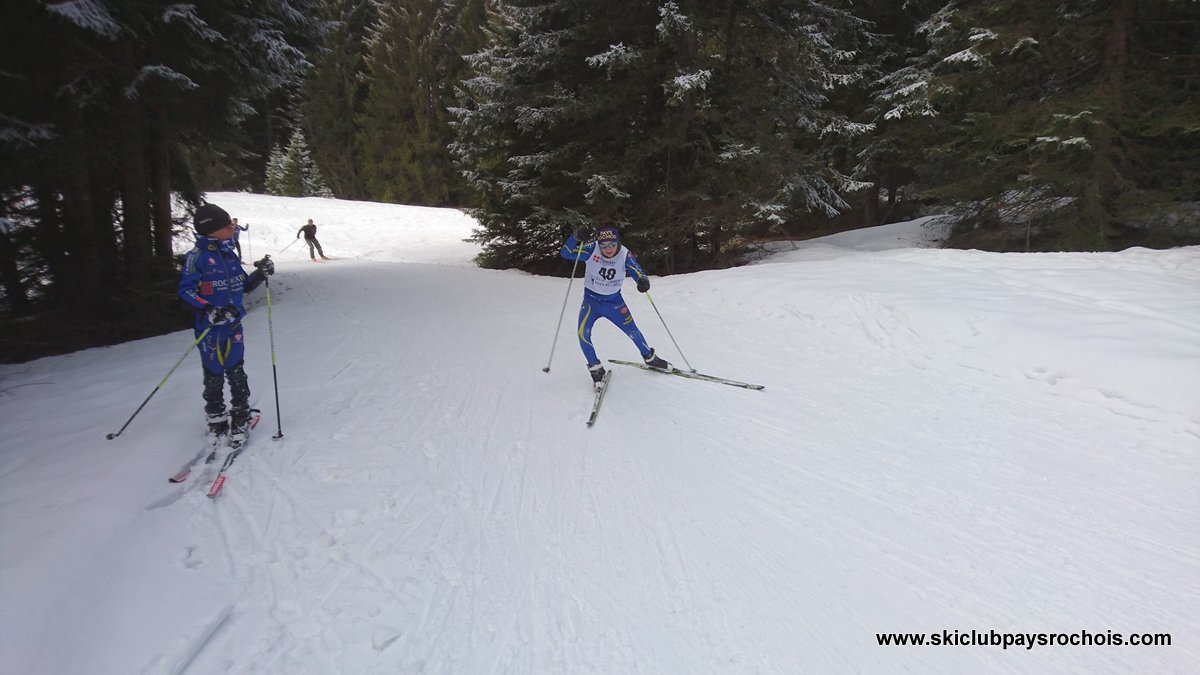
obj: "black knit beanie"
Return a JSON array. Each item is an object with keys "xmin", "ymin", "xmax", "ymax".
[{"xmin": 194, "ymin": 203, "xmax": 232, "ymax": 235}]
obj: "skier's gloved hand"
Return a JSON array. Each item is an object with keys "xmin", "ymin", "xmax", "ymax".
[
  {"xmin": 636, "ymin": 276, "xmax": 650, "ymax": 293},
  {"xmin": 204, "ymin": 305, "xmax": 239, "ymax": 326},
  {"xmin": 253, "ymin": 256, "xmax": 274, "ymax": 276},
  {"xmin": 573, "ymin": 224, "xmax": 596, "ymax": 242}
]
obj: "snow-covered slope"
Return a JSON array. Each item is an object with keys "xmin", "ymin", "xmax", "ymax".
[{"xmin": 2, "ymin": 194, "xmax": 1197, "ymax": 674}]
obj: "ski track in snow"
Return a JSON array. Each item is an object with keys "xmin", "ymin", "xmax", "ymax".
[{"xmin": 1, "ymin": 194, "xmax": 1198, "ymax": 674}]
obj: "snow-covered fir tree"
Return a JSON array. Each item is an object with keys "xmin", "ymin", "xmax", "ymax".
[
  {"xmin": 264, "ymin": 129, "xmax": 333, "ymax": 197},
  {"xmin": 864, "ymin": 0, "xmax": 1200, "ymax": 251},
  {"xmin": 303, "ymin": 0, "xmax": 376, "ymax": 200},
  {"xmin": 452, "ymin": 0, "xmax": 873, "ymax": 272},
  {"xmin": 1, "ymin": 0, "xmax": 322, "ymax": 321},
  {"xmin": 264, "ymin": 146, "xmax": 290, "ymax": 196},
  {"xmin": 355, "ymin": 0, "xmax": 485, "ymax": 206}
]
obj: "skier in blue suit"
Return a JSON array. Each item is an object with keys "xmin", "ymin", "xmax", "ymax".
[
  {"xmin": 560, "ymin": 225, "xmax": 670, "ymax": 388},
  {"xmin": 178, "ymin": 203, "xmax": 274, "ymax": 443}
]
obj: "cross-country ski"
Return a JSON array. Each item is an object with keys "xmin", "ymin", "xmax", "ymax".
[
  {"xmin": 206, "ymin": 412, "xmax": 260, "ymax": 498},
  {"xmin": 607, "ymin": 359, "xmax": 764, "ymax": 390},
  {"xmin": 586, "ymin": 370, "xmax": 613, "ymax": 426},
  {"xmin": 166, "ymin": 447, "xmax": 218, "ymax": 484}
]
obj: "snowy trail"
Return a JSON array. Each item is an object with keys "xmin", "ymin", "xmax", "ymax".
[
  {"xmin": 187, "ymin": 260, "xmax": 1196, "ymax": 673},
  {"xmin": 2, "ymin": 195, "xmax": 1197, "ymax": 674}
]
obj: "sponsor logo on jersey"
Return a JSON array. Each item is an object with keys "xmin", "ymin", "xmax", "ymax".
[{"xmin": 199, "ymin": 281, "xmax": 213, "ymax": 295}]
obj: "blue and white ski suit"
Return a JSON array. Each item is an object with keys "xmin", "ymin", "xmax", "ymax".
[
  {"xmin": 560, "ymin": 234, "xmax": 653, "ymax": 367},
  {"xmin": 178, "ymin": 233, "xmax": 265, "ymax": 375}
]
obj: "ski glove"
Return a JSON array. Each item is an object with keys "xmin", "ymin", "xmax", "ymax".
[
  {"xmin": 205, "ymin": 305, "xmax": 239, "ymax": 326},
  {"xmin": 636, "ymin": 276, "xmax": 650, "ymax": 293},
  {"xmin": 573, "ymin": 224, "xmax": 596, "ymax": 242},
  {"xmin": 253, "ymin": 256, "xmax": 274, "ymax": 276}
]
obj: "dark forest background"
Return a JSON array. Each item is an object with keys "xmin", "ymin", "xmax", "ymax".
[{"xmin": 2, "ymin": 0, "xmax": 1197, "ymax": 361}]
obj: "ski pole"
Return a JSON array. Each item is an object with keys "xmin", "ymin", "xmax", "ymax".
[
  {"xmin": 644, "ymin": 291, "xmax": 695, "ymax": 372},
  {"xmin": 106, "ymin": 326, "xmax": 212, "ymax": 439},
  {"xmin": 543, "ymin": 239, "xmax": 588, "ymax": 373},
  {"xmin": 279, "ymin": 238, "xmax": 299, "ymax": 255},
  {"xmin": 259, "ymin": 265, "xmax": 284, "ymax": 440}
]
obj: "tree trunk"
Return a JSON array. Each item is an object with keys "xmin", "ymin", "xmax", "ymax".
[
  {"xmin": 0, "ymin": 229, "xmax": 30, "ymax": 315},
  {"xmin": 150, "ymin": 106, "xmax": 175, "ymax": 262},
  {"xmin": 865, "ymin": 181, "xmax": 881, "ymax": 226},
  {"xmin": 1091, "ymin": 0, "xmax": 1132, "ymax": 246},
  {"xmin": 62, "ymin": 121, "xmax": 103, "ymax": 313},
  {"xmin": 92, "ymin": 188, "xmax": 120, "ymax": 289},
  {"xmin": 119, "ymin": 98, "xmax": 153, "ymax": 285},
  {"xmin": 1103, "ymin": 0, "xmax": 1132, "ymax": 106},
  {"xmin": 33, "ymin": 186, "xmax": 68, "ymax": 295},
  {"xmin": 711, "ymin": 221, "xmax": 724, "ymax": 266}
]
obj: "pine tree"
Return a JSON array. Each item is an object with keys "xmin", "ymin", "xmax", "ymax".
[
  {"xmin": 356, "ymin": 0, "xmax": 481, "ymax": 206},
  {"xmin": 880, "ymin": 0, "xmax": 1200, "ymax": 251},
  {"xmin": 264, "ymin": 145, "xmax": 289, "ymax": 196},
  {"xmin": 265, "ymin": 129, "xmax": 333, "ymax": 197},
  {"xmin": 452, "ymin": 0, "xmax": 873, "ymax": 272},
  {"xmin": 830, "ymin": 0, "xmax": 945, "ymax": 229},
  {"xmin": 0, "ymin": 0, "xmax": 321, "ymax": 348},
  {"xmin": 306, "ymin": 163, "xmax": 335, "ymax": 198},
  {"xmin": 304, "ymin": 0, "xmax": 376, "ymax": 199}
]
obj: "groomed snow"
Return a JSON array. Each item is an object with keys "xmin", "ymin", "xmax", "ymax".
[{"xmin": 1, "ymin": 193, "xmax": 1197, "ymax": 674}]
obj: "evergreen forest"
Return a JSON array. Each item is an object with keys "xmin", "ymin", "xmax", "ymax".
[{"xmin": 1, "ymin": 0, "xmax": 1197, "ymax": 359}]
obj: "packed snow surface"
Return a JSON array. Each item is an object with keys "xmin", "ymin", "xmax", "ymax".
[{"xmin": 2, "ymin": 193, "xmax": 1197, "ymax": 674}]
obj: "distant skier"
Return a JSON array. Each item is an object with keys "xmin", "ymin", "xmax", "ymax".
[
  {"xmin": 560, "ymin": 224, "xmax": 669, "ymax": 388},
  {"xmin": 179, "ymin": 203, "xmax": 275, "ymax": 444},
  {"xmin": 231, "ymin": 217, "xmax": 249, "ymax": 262},
  {"xmin": 296, "ymin": 218, "xmax": 329, "ymax": 261}
]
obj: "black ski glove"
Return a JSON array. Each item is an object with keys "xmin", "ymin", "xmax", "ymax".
[
  {"xmin": 205, "ymin": 305, "xmax": 238, "ymax": 326},
  {"xmin": 253, "ymin": 255, "xmax": 274, "ymax": 276},
  {"xmin": 636, "ymin": 276, "xmax": 650, "ymax": 293},
  {"xmin": 573, "ymin": 224, "xmax": 596, "ymax": 242}
]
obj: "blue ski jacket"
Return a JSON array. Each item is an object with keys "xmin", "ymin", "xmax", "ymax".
[
  {"xmin": 178, "ymin": 233, "xmax": 264, "ymax": 328},
  {"xmin": 559, "ymin": 234, "xmax": 648, "ymax": 302}
]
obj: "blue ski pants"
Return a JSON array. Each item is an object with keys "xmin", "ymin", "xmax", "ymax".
[{"xmin": 577, "ymin": 293, "xmax": 652, "ymax": 367}]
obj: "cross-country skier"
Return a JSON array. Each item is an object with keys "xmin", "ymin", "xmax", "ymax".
[
  {"xmin": 560, "ymin": 224, "xmax": 670, "ymax": 388},
  {"xmin": 231, "ymin": 217, "xmax": 249, "ymax": 262},
  {"xmin": 179, "ymin": 203, "xmax": 275, "ymax": 444},
  {"xmin": 296, "ymin": 218, "xmax": 329, "ymax": 261}
]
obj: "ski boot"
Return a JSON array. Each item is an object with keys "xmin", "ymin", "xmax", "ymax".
[
  {"xmin": 206, "ymin": 412, "xmax": 229, "ymax": 440},
  {"xmin": 589, "ymin": 363, "xmax": 607, "ymax": 391},
  {"xmin": 229, "ymin": 408, "xmax": 258, "ymax": 446},
  {"xmin": 643, "ymin": 349, "xmax": 670, "ymax": 370}
]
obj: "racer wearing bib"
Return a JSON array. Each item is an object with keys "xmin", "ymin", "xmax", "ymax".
[{"xmin": 559, "ymin": 225, "xmax": 670, "ymax": 386}]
